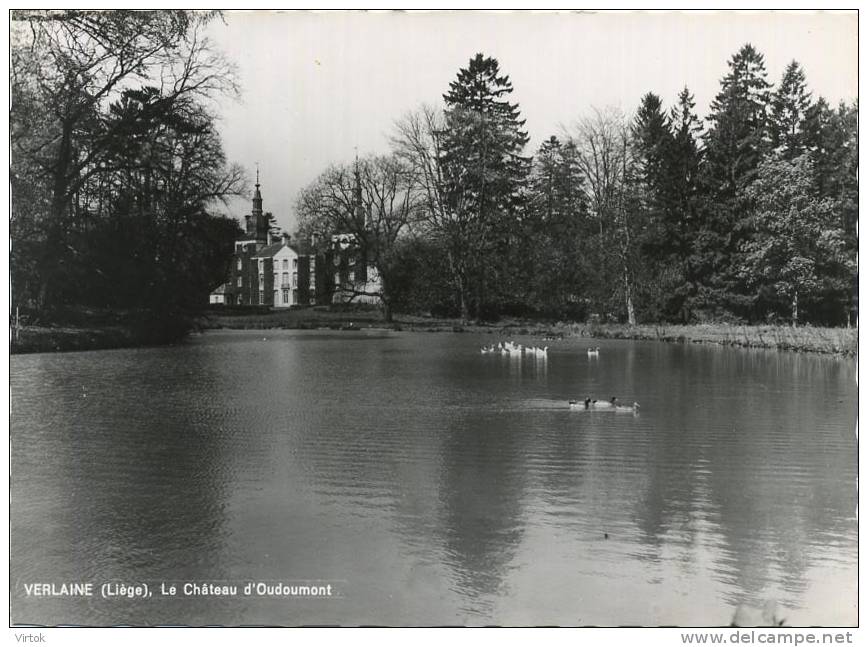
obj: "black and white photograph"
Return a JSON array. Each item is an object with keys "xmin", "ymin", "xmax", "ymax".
[{"xmin": 7, "ymin": 6, "xmax": 860, "ymax": 637}]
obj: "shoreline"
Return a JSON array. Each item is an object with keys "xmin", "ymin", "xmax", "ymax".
[
  {"xmin": 199, "ymin": 309, "xmax": 857, "ymax": 357},
  {"xmin": 10, "ymin": 322, "xmax": 188, "ymax": 355},
  {"xmin": 11, "ymin": 308, "xmax": 857, "ymax": 357}
]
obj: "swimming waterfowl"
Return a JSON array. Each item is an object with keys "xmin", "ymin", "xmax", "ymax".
[
  {"xmin": 568, "ymin": 397, "xmax": 592, "ymax": 409},
  {"xmin": 587, "ymin": 347, "xmax": 600, "ymax": 356},
  {"xmin": 569, "ymin": 397, "xmax": 639, "ymax": 413}
]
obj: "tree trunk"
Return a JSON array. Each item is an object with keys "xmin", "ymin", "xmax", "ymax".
[
  {"xmin": 380, "ymin": 275, "xmax": 393, "ymax": 323},
  {"xmin": 623, "ymin": 264, "xmax": 636, "ymax": 326},
  {"xmin": 447, "ymin": 249, "xmax": 470, "ymax": 324},
  {"xmin": 791, "ymin": 290, "xmax": 798, "ymax": 328},
  {"xmin": 41, "ymin": 118, "xmax": 75, "ymax": 313}
]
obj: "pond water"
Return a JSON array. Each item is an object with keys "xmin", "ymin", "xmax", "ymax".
[{"xmin": 10, "ymin": 330, "xmax": 857, "ymax": 626}]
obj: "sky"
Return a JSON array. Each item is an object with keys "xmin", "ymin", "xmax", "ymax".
[{"xmin": 204, "ymin": 10, "xmax": 858, "ymax": 234}]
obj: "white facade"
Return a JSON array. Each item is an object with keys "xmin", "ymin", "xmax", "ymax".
[{"xmin": 264, "ymin": 244, "xmax": 308, "ymax": 308}]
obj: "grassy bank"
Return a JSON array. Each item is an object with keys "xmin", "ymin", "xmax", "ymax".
[
  {"xmin": 579, "ymin": 322, "xmax": 857, "ymax": 357},
  {"xmin": 200, "ymin": 307, "xmax": 857, "ymax": 357},
  {"xmin": 10, "ymin": 306, "xmax": 856, "ymax": 357}
]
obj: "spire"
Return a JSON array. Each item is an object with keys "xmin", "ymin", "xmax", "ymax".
[
  {"xmin": 252, "ymin": 163, "xmax": 266, "ymax": 243},
  {"xmin": 353, "ymin": 153, "xmax": 364, "ymax": 224},
  {"xmin": 253, "ymin": 163, "xmax": 262, "ymax": 206},
  {"xmin": 252, "ymin": 163, "xmax": 263, "ymax": 216}
]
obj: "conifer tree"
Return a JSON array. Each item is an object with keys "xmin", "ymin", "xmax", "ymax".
[
  {"xmin": 696, "ymin": 43, "xmax": 773, "ymax": 319},
  {"xmin": 704, "ymin": 43, "xmax": 772, "ymax": 195},
  {"xmin": 438, "ymin": 53, "xmax": 531, "ymax": 318},
  {"xmin": 524, "ymin": 135, "xmax": 590, "ymax": 315},
  {"xmin": 632, "ymin": 93, "xmax": 671, "ymax": 200},
  {"xmin": 665, "ymin": 88, "xmax": 705, "ymax": 320},
  {"xmin": 769, "ymin": 60, "xmax": 812, "ymax": 159}
]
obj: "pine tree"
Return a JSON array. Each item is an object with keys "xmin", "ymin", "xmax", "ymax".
[
  {"xmin": 669, "ymin": 87, "xmax": 703, "ymax": 204},
  {"xmin": 769, "ymin": 60, "xmax": 812, "ymax": 159},
  {"xmin": 696, "ymin": 43, "xmax": 773, "ymax": 320},
  {"xmin": 631, "ymin": 90, "xmax": 705, "ymax": 322},
  {"xmin": 666, "ymin": 87, "xmax": 704, "ymax": 320},
  {"xmin": 439, "ymin": 53, "xmax": 531, "ymax": 318},
  {"xmin": 632, "ymin": 93, "xmax": 671, "ymax": 199},
  {"xmin": 529, "ymin": 135, "xmax": 587, "ymax": 225},
  {"xmin": 704, "ymin": 43, "xmax": 772, "ymax": 197},
  {"xmin": 524, "ymin": 135, "xmax": 590, "ymax": 315},
  {"xmin": 532, "ymin": 136, "xmax": 563, "ymax": 223}
]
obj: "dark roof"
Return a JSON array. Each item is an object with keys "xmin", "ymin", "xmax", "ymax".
[
  {"xmin": 210, "ymin": 282, "xmax": 230, "ymax": 295},
  {"xmin": 252, "ymin": 241, "xmax": 304, "ymax": 259}
]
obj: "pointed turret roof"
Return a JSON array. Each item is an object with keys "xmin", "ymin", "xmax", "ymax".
[{"xmin": 253, "ymin": 165, "xmax": 262, "ymax": 202}]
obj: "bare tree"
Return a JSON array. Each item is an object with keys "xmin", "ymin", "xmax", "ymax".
[
  {"xmin": 392, "ymin": 105, "xmax": 474, "ymax": 319},
  {"xmin": 568, "ymin": 106, "xmax": 639, "ymax": 324},
  {"xmin": 296, "ymin": 154, "xmax": 419, "ymax": 322}
]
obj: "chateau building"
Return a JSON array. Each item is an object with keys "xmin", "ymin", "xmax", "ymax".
[
  {"xmin": 210, "ymin": 160, "xmax": 382, "ymax": 308},
  {"xmin": 212, "ymin": 174, "xmax": 316, "ymax": 307}
]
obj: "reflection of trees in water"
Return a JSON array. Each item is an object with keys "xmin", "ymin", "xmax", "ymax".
[
  {"xmin": 630, "ymin": 347, "xmax": 707, "ymax": 561},
  {"xmin": 436, "ymin": 413, "xmax": 529, "ymax": 609},
  {"xmin": 630, "ymin": 345, "xmax": 856, "ymax": 611}
]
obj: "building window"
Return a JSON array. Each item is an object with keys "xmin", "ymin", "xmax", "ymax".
[
  {"xmin": 273, "ymin": 272, "xmax": 278, "ymax": 285},
  {"xmin": 282, "ymin": 289, "xmax": 289, "ymax": 304},
  {"xmin": 293, "ymin": 289, "xmax": 299, "ymax": 303},
  {"xmin": 292, "ymin": 258, "xmax": 298, "ymax": 269},
  {"xmin": 282, "ymin": 259, "xmax": 288, "ymax": 270},
  {"xmin": 237, "ymin": 258, "xmax": 242, "ymax": 270},
  {"xmin": 282, "ymin": 272, "xmax": 289, "ymax": 287},
  {"xmin": 259, "ymin": 290, "xmax": 264, "ymax": 305},
  {"xmin": 237, "ymin": 276, "xmax": 243, "ymax": 287},
  {"xmin": 348, "ymin": 270, "xmax": 355, "ymax": 283},
  {"xmin": 259, "ymin": 276, "xmax": 264, "ymax": 289},
  {"xmin": 292, "ymin": 272, "xmax": 298, "ymax": 288}
]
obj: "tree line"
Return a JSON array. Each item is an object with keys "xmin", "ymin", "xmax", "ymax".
[
  {"xmin": 11, "ymin": 10, "xmax": 244, "ymax": 325},
  {"xmin": 298, "ymin": 47, "xmax": 857, "ymax": 326}
]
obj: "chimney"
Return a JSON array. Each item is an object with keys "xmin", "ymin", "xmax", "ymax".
[{"xmin": 282, "ymin": 232, "xmax": 290, "ymax": 246}]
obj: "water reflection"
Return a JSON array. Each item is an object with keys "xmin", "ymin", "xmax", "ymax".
[
  {"xmin": 10, "ymin": 332, "xmax": 857, "ymax": 626},
  {"xmin": 437, "ymin": 409, "xmax": 529, "ymax": 615}
]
